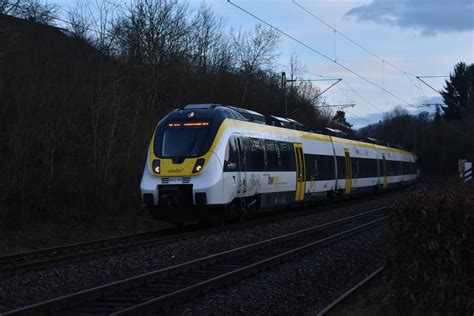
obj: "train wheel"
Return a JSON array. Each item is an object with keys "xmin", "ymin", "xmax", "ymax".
[
  {"xmin": 244, "ymin": 197, "xmax": 257, "ymax": 219},
  {"xmin": 226, "ymin": 202, "xmax": 239, "ymax": 222}
]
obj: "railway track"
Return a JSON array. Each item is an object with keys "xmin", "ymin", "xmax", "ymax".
[
  {"xmin": 0, "ymin": 225, "xmax": 206, "ymax": 276},
  {"xmin": 0, "ymin": 194, "xmax": 393, "ymax": 277},
  {"xmin": 4, "ymin": 207, "xmax": 388, "ymax": 316},
  {"xmin": 317, "ymin": 265, "xmax": 385, "ymax": 316}
]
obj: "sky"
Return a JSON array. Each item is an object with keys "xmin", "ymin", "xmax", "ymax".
[{"xmin": 53, "ymin": 0, "xmax": 474, "ymax": 128}]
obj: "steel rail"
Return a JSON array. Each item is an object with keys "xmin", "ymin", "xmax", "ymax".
[
  {"xmin": 3, "ymin": 207, "xmax": 388, "ymax": 316},
  {"xmin": 0, "ymin": 193, "xmax": 392, "ymax": 276},
  {"xmin": 0, "ymin": 225, "xmax": 203, "ymax": 276},
  {"xmin": 316, "ymin": 265, "xmax": 385, "ymax": 316}
]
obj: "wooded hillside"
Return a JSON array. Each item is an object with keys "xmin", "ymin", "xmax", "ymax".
[{"xmin": 0, "ymin": 3, "xmax": 333, "ymax": 226}]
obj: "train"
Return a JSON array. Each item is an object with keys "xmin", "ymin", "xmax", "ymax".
[{"xmin": 140, "ymin": 104, "xmax": 418, "ymax": 224}]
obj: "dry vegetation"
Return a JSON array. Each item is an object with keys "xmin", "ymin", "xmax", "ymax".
[{"xmin": 384, "ymin": 183, "xmax": 474, "ymax": 314}]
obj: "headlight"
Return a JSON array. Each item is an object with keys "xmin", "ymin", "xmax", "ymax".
[
  {"xmin": 152, "ymin": 159, "xmax": 160, "ymax": 174},
  {"xmin": 192, "ymin": 158, "xmax": 205, "ymax": 174}
]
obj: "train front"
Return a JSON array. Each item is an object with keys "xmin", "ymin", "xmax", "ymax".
[{"xmin": 140, "ymin": 105, "xmax": 227, "ymax": 223}]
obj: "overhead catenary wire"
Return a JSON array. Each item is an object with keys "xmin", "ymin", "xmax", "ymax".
[
  {"xmin": 227, "ymin": 0, "xmax": 417, "ymax": 111},
  {"xmin": 415, "ymin": 75, "xmax": 464, "ymax": 110},
  {"xmin": 291, "ymin": 0, "xmax": 418, "ymax": 78},
  {"xmin": 341, "ymin": 81, "xmax": 386, "ymax": 113},
  {"xmin": 292, "ymin": 0, "xmax": 454, "ymax": 111},
  {"xmin": 275, "ymin": 62, "xmax": 340, "ymax": 80},
  {"xmin": 416, "ymin": 76, "xmax": 445, "ymax": 95}
]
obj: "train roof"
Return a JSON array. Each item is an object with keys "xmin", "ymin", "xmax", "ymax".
[{"xmin": 178, "ymin": 104, "xmax": 414, "ymax": 156}]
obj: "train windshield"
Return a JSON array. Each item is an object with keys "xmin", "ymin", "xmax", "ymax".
[{"xmin": 160, "ymin": 122, "xmax": 210, "ymax": 157}]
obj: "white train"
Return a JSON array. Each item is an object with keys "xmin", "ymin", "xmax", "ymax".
[{"xmin": 140, "ymin": 104, "xmax": 418, "ymax": 224}]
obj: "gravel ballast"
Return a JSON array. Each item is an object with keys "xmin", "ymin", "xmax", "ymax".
[
  {"xmin": 169, "ymin": 225, "xmax": 389, "ymax": 315},
  {"xmin": 0, "ymin": 194, "xmax": 398, "ymax": 312}
]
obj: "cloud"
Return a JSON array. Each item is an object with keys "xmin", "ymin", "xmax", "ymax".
[{"xmin": 345, "ymin": 0, "xmax": 474, "ymax": 36}]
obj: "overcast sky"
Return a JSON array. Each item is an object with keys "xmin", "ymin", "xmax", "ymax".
[{"xmin": 53, "ymin": 0, "xmax": 474, "ymax": 128}]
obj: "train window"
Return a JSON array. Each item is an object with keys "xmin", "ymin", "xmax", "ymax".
[
  {"xmin": 354, "ymin": 158, "xmax": 377, "ymax": 178},
  {"xmin": 224, "ymin": 137, "xmax": 239, "ymax": 171},
  {"xmin": 265, "ymin": 140, "xmax": 279, "ymax": 171},
  {"xmin": 337, "ymin": 156, "xmax": 346, "ymax": 179},
  {"xmin": 161, "ymin": 126, "xmax": 209, "ymax": 157},
  {"xmin": 387, "ymin": 160, "xmax": 393, "ymax": 176},
  {"xmin": 404, "ymin": 161, "xmax": 415, "ymax": 175},
  {"xmin": 387, "ymin": 160, "xmax": 401, "ymax": 176},
  {"xmin": 279, "ymin": 142, "xmax": 296, "ymax": 171},
  {"xmin": 305, "ymin": 155, "xmax": 317, "ymax": 181},
  {"xmin": 317, "ymin": 155, "xmax": 335, "ymax": 180},
  {"xmin": 247, "ymin": 138, "xmax": 265, "ymax": 171},
  {"xmin": 361, "ymin": 158, "xmax": 366, "ymax": 178},
  {"xmin": 352, "ymin": 158, "xmax": 360, "ymax": 178},
  {"xmin": 371, "ymin": 159, "xmax": 379, "ymax": 177}
]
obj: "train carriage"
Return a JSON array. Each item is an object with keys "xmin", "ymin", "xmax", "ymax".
[{"xmin": 140, "ymin": 104, "xmax": 418, "ymax": 224}]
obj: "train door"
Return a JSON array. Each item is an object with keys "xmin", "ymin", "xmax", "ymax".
[
  {"xmin": 293, "ymin": 143, "xmax": 306, "ymax": 201},
  {"xmin": 236, "ymin": 137, "xmax": 247, "ymax": 194},
  {"xmin": 344, "ymin": 148, "xmax": 352, "ymax": 194},
  {"xmin": 382, "ymin": 154, "xmax": 388, "ymax": 189}
]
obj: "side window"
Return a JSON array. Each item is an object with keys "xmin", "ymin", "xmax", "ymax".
[
  {"xmin": 305, "ymin": 155, "xmax": 316, "ymax": 181},
  {"xmin": 224, "ymin": 137, "xmax": 239, "ymax": 171},
  {"xmin": 362, "ymin": 158, "xmax": 367, "ymax": 178},
  {"xmin": 373, "ymin": 159, "xmax": 379, "ymax": 177},
  {"xmin": 316, "ymin": 155, "xmax": 335, "ymax": 180},
  {"xmin": 359, "ymin": 158, "xmax": 375, "ymax": 178},
  {"xmin": 337, "ymin": 156, "xmax": 346, "ymax": 179},
  {"xmin": 248, "ymin": 138, "xmax": 265, "ymax": 171},
  {"xmin": 279, "ymin": 142, "xmax": 296, "ymax": 171},
  {"xmin": 387, "ymin": 160, "xmax": 400, "ymax": 176},
  {"xmin": 352, "ymin": 158, "xmax": 361, "ymax": 178},
  {"xmin": 265, "ymin": 140, "xmax": 279, "ymax": 171}
]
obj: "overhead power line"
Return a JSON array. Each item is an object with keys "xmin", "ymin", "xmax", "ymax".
[
  {"xmin": 291, "ymin": 0, "xmax": 418, "ymax": 78},
  {"xmin": 416, "ymin": 76, "xmax": 444, "ymax": 95},
  {"xmin": 227, "ymin": 0, "xmax": 416, "ymax": 110},
  {"xmin": 340, "ymin": 81, "xmax": 386, "ymax": 112},
  {"xmin": 416, "ymin": 75, "xmax": 464, "ymax": 110},
  {"xmin": 416, "ymin": 75, "xmax": 450, "ymax": 78}
]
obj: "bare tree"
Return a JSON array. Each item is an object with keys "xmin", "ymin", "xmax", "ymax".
[
  {"xmin": 113, "ymin": 0, "xmax": 191, "ymax": 68},
  {"xmin": 66, "ymin": 0, "xmax": 92, "ymax": 39},
  {"xmin": 11, "ymin": 0, "xmax": 58, "ymax": 25},
  {"xmin": 87, "ymin": 0, "xmax": 120, "ymax": 55},
  {"xmin": 232, "ymin": 23, "xmax": 281, "ymax": 104},
  {"xmin": 289, "ymin": 52, "xmax": 304, "ymax": 82},
  {"xmin": 188, "ymin": 3, "xmax": 229, "ymax": 73},
  {"xmin": 0, "ymin": 0, "xmax": 19, "ymax": 14}
]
